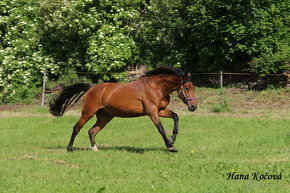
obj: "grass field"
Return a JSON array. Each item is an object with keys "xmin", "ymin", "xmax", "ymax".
[{"xmin": 0, "ymin": 107, "xmax": 289, "ymax": 192}]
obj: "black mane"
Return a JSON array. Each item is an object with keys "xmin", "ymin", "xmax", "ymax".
[{"xmin": 142, "ymin": 66, "xmax": 185, "ymax": 78}]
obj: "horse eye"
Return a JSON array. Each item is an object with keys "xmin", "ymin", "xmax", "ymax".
[{"xmin": 185, "ymin": 87, "xmax": 189, "ymax": 91}]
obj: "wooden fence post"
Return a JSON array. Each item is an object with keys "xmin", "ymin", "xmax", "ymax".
[
  {"xmin": 220, "ymin": 71, "xmax": 224, "ymax": 105},
  {"xmin": 41, "ymin": 71, "xmax": 46, "ymax": 107}
]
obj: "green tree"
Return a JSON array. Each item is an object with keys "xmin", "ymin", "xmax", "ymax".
[
  {"xmin": 187, "ymin": 0, "xmax": 289, "ymax": 73},
  {"xmin": 0, "ymin": 0, "xmax": 289, "ymax": 103}
]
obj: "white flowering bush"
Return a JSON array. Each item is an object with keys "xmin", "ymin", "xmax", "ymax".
[
  {"xmin": 86, "ymin": 25, "xmax": 137, "ymax": 81},
  {"xmin": 85, "ymin": 0, "xmax": 140, "ymax": 81},
  {"xmin": 0, "ymin": 0, "xmax": 59, "ymax": 102},
  {"xmin": 0, "ymin": 0, "xmax": 142, "ymax": 103}
]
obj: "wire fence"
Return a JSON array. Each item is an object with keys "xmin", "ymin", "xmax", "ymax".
[{"xmin": 41, "ymin": 71, "xmax": 290, "ymax": 107}]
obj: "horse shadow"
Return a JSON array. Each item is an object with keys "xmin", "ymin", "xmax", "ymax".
[
  {"xmin": 46, "ymin": 144, "xmax": 167, "ymax": 154},
  {"xmin": 98, "ymin": 144, "xmax": 167, "ymax": 154}
]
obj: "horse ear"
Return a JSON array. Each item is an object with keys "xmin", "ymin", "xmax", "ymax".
[
  {"xmin": 183, "ymin": 72, "xmax": 191, "ymax": 83},
  {"xmin": 183, "ymin": 72, "xmax": 191, "ymax": 80}
]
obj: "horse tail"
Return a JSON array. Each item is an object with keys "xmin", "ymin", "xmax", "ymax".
[{"xmin": 49, "ymin": 83, "xmax": 93, "ymax": 117}]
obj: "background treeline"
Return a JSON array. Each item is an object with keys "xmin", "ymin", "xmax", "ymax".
[{"xmin": 0, "ymin": 0, "xmax": 289, "ymax": 103}]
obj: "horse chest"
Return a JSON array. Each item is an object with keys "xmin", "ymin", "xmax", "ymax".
[{"xmin": 159, "ymin": 95, "xmax": 170, "ymax": 109}]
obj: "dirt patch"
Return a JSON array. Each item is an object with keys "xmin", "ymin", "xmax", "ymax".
[
  {"xmin": 18, "ymin": 152, "xmax": 80, "ymax": 168},
  {"xmin": 0, "ymin": 103, "xmax": 27, "ymax": 111},
  {"xmin": 0, "ymin": 111, "xmax": 50, "ymax": 118}
]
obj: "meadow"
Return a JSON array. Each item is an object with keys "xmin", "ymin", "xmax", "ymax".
[{"xmin": 0, "ymin": 106, "xmax": 289, "ymax": 192}]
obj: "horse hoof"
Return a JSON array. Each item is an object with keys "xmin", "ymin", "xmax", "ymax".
[
  {"xmin": 67, "ymin": 146, "xmax": 73, "ymax": 152},
  {"xmin": 168, "ymin": 147, "xmax": 178, "ymax": 152},
  {"xmin": 169, "ymin": 136, "xmax": 175, "ymax": 144}
]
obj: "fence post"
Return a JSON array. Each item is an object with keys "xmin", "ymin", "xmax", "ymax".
[
  {"xmin": 41, "ymin": 71, "xmax": 46, "ymax": 107},
  {"xmin": 220, "ymin": 71, "xmax": 224, "ymax": 105}
]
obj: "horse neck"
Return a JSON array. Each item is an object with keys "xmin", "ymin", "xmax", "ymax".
[{"xmin": 144, "ymin": 74, "xmax": 182, "ymax": 96}]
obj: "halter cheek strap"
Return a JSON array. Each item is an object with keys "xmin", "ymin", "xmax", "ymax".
[{"xmin": 178, "ymin": 85, "xmax": 197, "ymax": 102}]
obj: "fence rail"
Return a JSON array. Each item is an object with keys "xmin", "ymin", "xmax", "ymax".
[
  {"xmin": 191, "ymin": 72, "xmax": 290, "ymax": 76},
  {"xmin": 44, "ymin": 70, "xmax": 290, "ymax": 76},
  {"xmin": 41, "ymin": 71, "xmax": 290, "ymax": 107}
]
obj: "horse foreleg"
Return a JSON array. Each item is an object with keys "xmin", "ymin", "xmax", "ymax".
[
  {"xmin": 88, "ymin": 113, "xmax": 114, "ymax": 152},
  {"xmin": 159, "ymin": 108, "xmax": 179, "ymax": 144},
  {"xmin": 149, "ymin": 110, "xmax": 177, "ymax": 152}
]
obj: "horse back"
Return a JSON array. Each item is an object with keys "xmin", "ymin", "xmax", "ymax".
[{"xmin": 84, "ymin": 81, "xmax": 146, "ymax": 117}]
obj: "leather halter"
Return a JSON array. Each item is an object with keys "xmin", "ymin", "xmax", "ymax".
[{"xmin": 178, "ymin": 84, "xmax": 197, "ymax": 102}]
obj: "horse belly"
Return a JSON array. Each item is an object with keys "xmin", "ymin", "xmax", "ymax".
[{"xmin": 103, "ymin": 100, "xmax": 145, "ymax": 117}]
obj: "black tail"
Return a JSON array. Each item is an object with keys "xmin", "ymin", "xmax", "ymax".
[{"xmin": 49, "ymin": 83, "xmax": 92, "ymax": 117}]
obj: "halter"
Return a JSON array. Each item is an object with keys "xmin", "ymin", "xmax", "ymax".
[{"xmin": 178, "ymin": 84, "xmax": 197, "ymax": 102}]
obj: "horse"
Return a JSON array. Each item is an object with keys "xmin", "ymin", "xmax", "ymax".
[{"xmin": 49, "ymin": 66, "xmax": 197, "ymax": 152}]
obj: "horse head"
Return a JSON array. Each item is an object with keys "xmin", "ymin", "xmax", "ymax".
[{"xmin": 177, "ymin": 73, "xmax": 197, "ymax": 112}]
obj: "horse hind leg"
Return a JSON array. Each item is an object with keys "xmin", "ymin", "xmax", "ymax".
[
  {"xmin": 88, "ymin": 112, "xmax": 114, "ymax": 152},
  {"xmin": 67, "ymin": 114, "xmax": 92, "ymax": 152}
]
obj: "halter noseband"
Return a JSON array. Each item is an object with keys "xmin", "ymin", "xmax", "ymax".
[{"xmin": 178, "ymin": 84, "xmax": 197, "ymax": 102}]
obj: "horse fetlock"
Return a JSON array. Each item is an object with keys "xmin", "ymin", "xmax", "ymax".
[
  {"xmin": 91, "ymin": 144, "xmax": 99, "ymax": 152},
  {"xmin": 166, "ymin": 140, "xmax": 174, "ymax": 148},
  {"xmin": 169, "ymin": 136, "xmax": 175, "ymax": 144}
]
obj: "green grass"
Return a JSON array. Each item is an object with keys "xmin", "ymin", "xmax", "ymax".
[
  {"xmin": 210, "ymin": 100, "xmax": 233, "ymax": 113},
  {"xmin": 194, "ymin": 87, "xmax": 290, "ymax": 116},
  {"xmin": 0, "ymin": 114, "xmax": 289, "ymax": 193}
]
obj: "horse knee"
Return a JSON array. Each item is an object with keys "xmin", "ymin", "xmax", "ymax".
[{"xmin": 173, "ymin": 113, "xmax": 179, "ymax": 122}]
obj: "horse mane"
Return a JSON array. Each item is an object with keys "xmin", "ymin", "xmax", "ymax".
[{"xmin": 142, "ymin": 66, "xmax": 185, "ymax": 79}]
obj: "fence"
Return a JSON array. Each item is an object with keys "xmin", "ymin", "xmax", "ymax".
[{"xmin": 41, "ymin": 71, "xmax": 290, "ymax": 107}]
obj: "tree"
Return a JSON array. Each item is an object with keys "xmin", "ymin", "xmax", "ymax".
[{"xmin": 187, "ymin": 0, "xmax": 289, "ymax": 73}]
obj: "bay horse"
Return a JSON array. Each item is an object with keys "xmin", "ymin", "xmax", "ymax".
[{"xmin": 49, "ymin": 66, "xmax": 197, "ymax": 152}]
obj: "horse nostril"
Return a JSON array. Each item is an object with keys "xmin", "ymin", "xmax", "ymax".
[{"xmin": 188, "ymin": 104, "xmax": 196, "ymax": 111}]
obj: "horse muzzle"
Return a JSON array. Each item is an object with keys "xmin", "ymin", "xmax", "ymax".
[{"xmin": 187, "ymin": 103, "xmax": 197, "ymax": 112}]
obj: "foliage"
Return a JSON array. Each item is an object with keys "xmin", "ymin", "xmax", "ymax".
[
  {"xmin": 45, "ymin": 68, "xmax": 93, "ymax": 89},
  {"xmin": 0, "ymin": 0, "xmax": 58, "ymax": 103},
  {"xmin": 0, "ymin": 0, "xmax": 143, "ymax": 102},
  {"xmin": 187, "ymin": 0, "xmax": 290, "ymax": 73},
  {"xmin": 133, "ymin": 0, "xmax": 192, "ymax": 68},
  {"xmin": 86, "ymin": 24, "xmax": 137, "ymax": 81},
  {"xmin": 0, "ymin": 0, "xmax": 289, "ymax": 103}
]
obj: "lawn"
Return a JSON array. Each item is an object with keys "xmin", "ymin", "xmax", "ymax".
[{"xmin": 0, "ymin": 112, "xmax": 289, "ymax": 192}]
